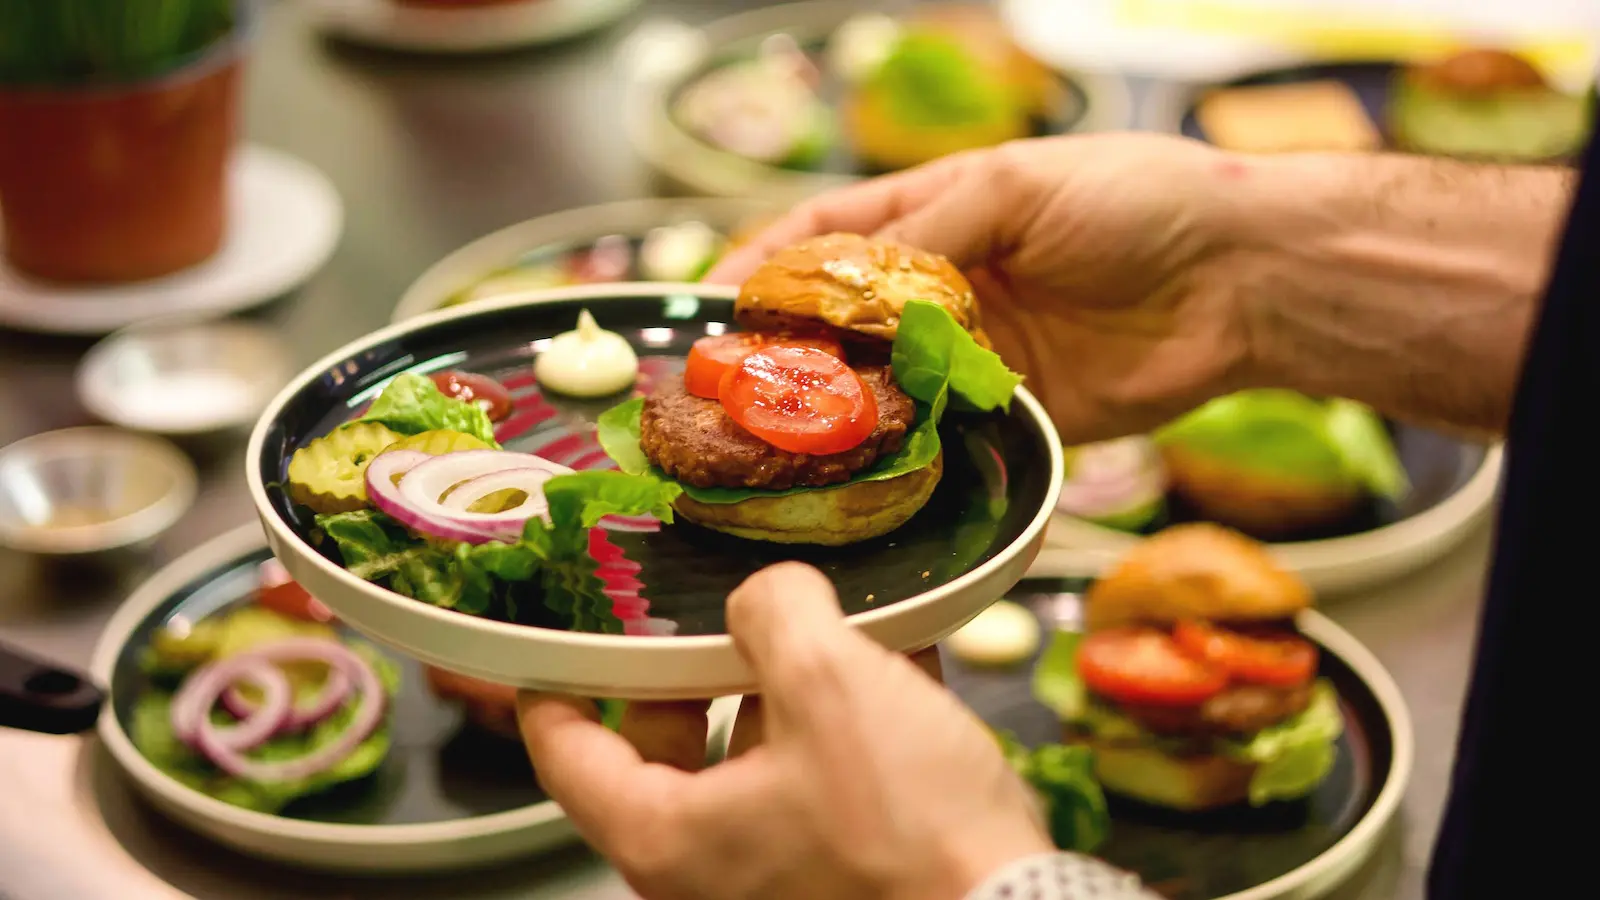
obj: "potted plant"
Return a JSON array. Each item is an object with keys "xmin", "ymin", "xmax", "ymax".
[{"xmin": 0, "ymin": 0, "xmax": 247, "ymax": 283}]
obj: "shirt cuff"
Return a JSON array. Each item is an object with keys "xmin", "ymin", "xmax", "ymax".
[{"xmin": 963, "ymin": 852, "xmax": 1162, "ymax": 900}]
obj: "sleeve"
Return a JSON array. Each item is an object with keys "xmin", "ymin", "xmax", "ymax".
[{"xmin": 963, "ymin": 853, "xmax": 1165, "ymax": 900}]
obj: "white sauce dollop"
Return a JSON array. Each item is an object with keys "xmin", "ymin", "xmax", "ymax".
[
  {"xmin": 640, "ymin": 221, "xmax": 720, "ymax": 282},
  {"xmin": 533, "ymin": 309, "xmax": 639, "ymax": 398},
  {"xmin": 827, "ymin": 13, "xmax": 902, "ymax": 83},
  {"xmin": 945, "ymin": 600, "xmax": 1041, "ymax": 668}
]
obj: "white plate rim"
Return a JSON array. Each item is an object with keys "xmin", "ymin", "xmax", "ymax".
[
  {"xmin": 1029, "ymin": 443, "xmax": 1503, "ymax": 593},
  {"xmin": 89, "ymin": 521, "xmax": 577, "ymax": 856},
  {"xmin": 247, "ymin": 281, "xmax": 1065, "ymax": 697},
  {"xmin": 621, "ymin": 0, "xmax": 1137, "ymax": 202},
  {"xmin": 301, "ymin": 0, "xmax": 642, "ymax": 54},
  {"xmin": 391, "ymin": 197, "xmax": 785, "ymax": 324},
  {"xmin": 0, "ymin": 144, "xmax": 343, "ymax": 337}
]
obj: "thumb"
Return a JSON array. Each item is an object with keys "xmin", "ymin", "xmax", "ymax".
[
  {"xmin": 874, "ymin": 165, "xmax": 1005, "ymax": 269},
  {"xmin": 725, "ymin": 562, "xmax": 864, "ymax": 700}
]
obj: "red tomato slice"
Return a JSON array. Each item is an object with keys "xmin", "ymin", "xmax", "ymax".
[
  {"xmin": 430, "ymin": 371, "xmax": 514, "ymax": 422},
  {"xmin": 683, "ymin": 331, "xmax": 843, "ymax": 400},
  {"xmin": 257, "ymin": 561, "xmax": 334, "ymax": 623},
  {"xmin": 718, "ymin": 345, "xmax": 877, "ymax": 455},
  {"xmin": 1077, "ymin": 627, "xmax": 1228, "ymax": 707},
  {"xmin": 1173, "ymin": 621, "xmax": 1318, "ymax": 688}
]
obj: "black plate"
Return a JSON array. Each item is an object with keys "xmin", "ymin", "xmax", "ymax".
[
  {"xmin": 670, "ymin": 28, "xmax": 1088, "ymax": 176},
  {"xmin": 944, "ymin": 579, "xmax": 1398, "ymax": 900},
  {"xmin": 1100, "ymin": 422, "xmax": 1489, "ymax": 544},
  {"xmin": 107, "ymin": 545, "xmax": 545, "ymax": 825},
  {"xmin": 257, "ymin": 290, "xmax": 1056, "ymax": 637}
]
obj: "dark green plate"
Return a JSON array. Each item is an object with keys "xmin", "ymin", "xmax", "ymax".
[{"xmin": 943, "ymin": 578, "xmax": 1412, "ymax": 900}]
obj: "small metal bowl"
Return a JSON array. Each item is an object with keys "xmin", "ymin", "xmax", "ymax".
[
  {"xmin": 0, "ymin": 427, "xmax": 198, "ymax": 555},
  {"xmin": 76, "ymin": 317, "xmax": 294, "ymax": 436}
]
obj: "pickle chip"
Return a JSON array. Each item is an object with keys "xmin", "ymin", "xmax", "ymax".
[{"xmin": 286, "ymin": 421, "xmax": 403, "ymax": 514}]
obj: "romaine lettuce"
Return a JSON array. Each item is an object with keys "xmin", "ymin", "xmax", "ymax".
[
  {"xmin": 995, "ymin": 729, "xmax": 1110, "ymax": 853},
  {"xmin": 356, "ymin": 371, "xmax": 499, "ymax": 448}
]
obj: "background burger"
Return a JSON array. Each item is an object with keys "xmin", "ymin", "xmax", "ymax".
[
  {"xmin": 598, "ymin": 232, "xmax": 1020, "ymax": 546},
  {"xmin": 1033, "ymin": 523, "xmax": 1344, "ymax": 811}
]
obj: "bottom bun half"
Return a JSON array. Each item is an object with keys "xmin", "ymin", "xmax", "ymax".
[
  {"xmin": 673, "ymin": 450, "xmax": 943, "ymax": 546},
  {"xmin": 1084, "ymin": 739, "xmax": 1259, "ymax": 812}
]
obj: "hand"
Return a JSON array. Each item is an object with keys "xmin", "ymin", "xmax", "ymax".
[
  {"xmin": 707, "ymin": 132, "xmax": 1258, "ymax": 444},
  {"xmin": 518, "ymin": 562, "xmax": 1052, "ymax": 900}
]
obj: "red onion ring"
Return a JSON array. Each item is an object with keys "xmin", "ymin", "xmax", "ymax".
[
  {"xmin": 192, "ymin": 637, "xmax": 387, "ymax": 784},
  {"xmin": 171, "ymin": 658, "xmax": 291, "ymax": 752},
  {"xmin": 440, "ymin": 467, "xmax": 559, "ymax": 513},
  {"xmin": 1057, "ymin": 438, "xmax": 1167, "ymax": 520},
  {"xmin": 366, "ymin": 449, "xmax": 576, "ymax": 545},
  {"xmin": 222, "ymin": 666, "xmax": 353, "ymax": 732}
]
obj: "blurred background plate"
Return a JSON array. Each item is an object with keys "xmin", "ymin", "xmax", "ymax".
[
  {"xmin": 1030, "ymin": 439, "xmax": 1502, "ymax": 596},
  {"xmin": 91, "ymin": 522, "xmax": 744, "ymax": 872},
  {"xmin": 392, "ymin": 198, "xmax": 784, "ymax": 323},
  {"xmin": 943, "ymin": 579, "xmax": 1414, "ymax": 900},
  {"xmin": 249, "ymin": 284, "xmax": 1062, "ymax": 698},
  {"xmin": 623, "ymin": 1, "xmax": 1134, "ymax": 202},
  {"xmin": 300, "ymin": 0, "xmax": 643, "ymax": 55}
]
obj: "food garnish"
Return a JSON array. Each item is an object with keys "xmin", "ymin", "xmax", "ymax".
[
  {"xmin": 1076, "ymin": 627, "xmax": 1230, "ymax": 707},
  {"xmin": 674, "ymin": 56, "xmax": 832, "ymax": 168},
  {"xmin": 827, "ymin": 13, "xmax": 902, "ymax": 82},
  {"xmin": 430, "ymin": 370, "xmax": 514, "ymax": 422},
  {"xmin": 285, "ymin": 421, "xmax": 404, "ymax": 515},
  {"xmin": 364, "ymin": 448, "xmax": 572, "ymax": 545},
  {"xmin": 639, "ymin": 220, "xmax": 723, "ymax": 282},
  {"xmin": 533, "ymin": 308, "xmax": 640, "ymax": 398},
  {"xmin": 945, "ymin": 599, "xmax": 1040, "ymax": 667},
  {"xmin": 683, "ymin": 330, "xmax": 844, "ymax": 401},
  {"xmin": 131, "ymin": 575, "xmax": 401, "ymax": 814},
  {"xmin": 718, "ymin": 345, "xmax": 879, "ymax": 455},
  {"xmin": 995, "ymin": 730, "xmax": 1109, "ymax": 854},
  {"xmin": 1056, "ymin": 436, "xmax": 1167, "ymax": 531},
  {"xmin": 1390, "ymin": 48, "xmax": 1590, "ymax": 162},
  {"xmin": 1172, "ymin": 620, "xmax": 1318, "ymax": 689}
]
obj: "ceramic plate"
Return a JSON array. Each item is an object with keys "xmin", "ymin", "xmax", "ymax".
[
  {"xmin": 622, "ymin": 1, "xmax": 1133, "ymax": 202},
  {"xmin": 301, "ymin": 0, "xmax": 642, "ymax": 55},
  {"xmin": 944, "ymin": 578, "xmax": 1414, "ymax": 900},
  {"xmin": 1143, "ymin": 59, "xmax": 1593, "ymax": 155},
  {"xmin": 248, "ymin": 284, "xmax": 1063, "ymax": 699},
  {"xmin": 1033, "ymin": 432, "xmax": 1503, "ymax": 596},
  {"xmin": 391, "ymin": 198, "xmax": 782, "ymax": 323},
  {"xmin": 91, "ymin": 522, "xmax": 739, "ymax": 873},
  {"xmin": 0, "ymin": 145, "xmax": 342, "ymax": 337}
]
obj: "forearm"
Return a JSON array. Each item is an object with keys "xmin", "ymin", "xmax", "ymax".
[{"xmin": 1224, "ymin": 152, "xmax": 1576, "ymax": 435}]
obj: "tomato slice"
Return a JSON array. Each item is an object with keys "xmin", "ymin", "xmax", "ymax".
[
  {"xmin": 718, "ymin": 345, "xmax": 878, "ymax": 455},
  {"xmin": 1173, "ymin": 621, "xmax": 1318, "ymax": 688},
  {"xmin": 683, "ymin": 331, "xmax": 844, "ymax": 400},
  {"xmin": 430, "ymin": 371, "xmax": 514, "ymax": 422},
  {"xmin": 1077, "ymin": 627, "xmax": 1228, "ymax": 707},
  {"xmin": 257, "ymin": 560, "xmax": 334, "ymax": 623}
]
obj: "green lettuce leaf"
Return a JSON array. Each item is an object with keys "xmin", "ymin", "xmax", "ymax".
[
  {"xmin": 1216, "ymin": 681, "xmax": 1344, "ymax": 806},
  {"xmin": 996, "ymin": 730, "xmax": 1110, "ymax": 853},
  {"xmin": 1031, "ymin": 629, "xmax": 1343, "ymax": 806},
  {"xmin": 1389, "ymin": 78, "xmax": 1589, "ymax": 162},
  {"xmin": 129, "ymin": 640, "xmax": 401, "ymax": 814},
  {"xmin": 318, "ymin": 472, "xmax": 681, "ymax": 633},
  {"xmin": 869, "ymin": 31, "xmax": 1016, "ymax": 127},
  {"xmin": 356, "ymin": 371, "xmax": 499, "ymax": 447},
  {"xmin": 1153, "ymin": 389, "xmax": 1408, "ymax": 499},
  {"xmin": 596, "ymin": 300, "xmax": 1020, "ymax": 504}
]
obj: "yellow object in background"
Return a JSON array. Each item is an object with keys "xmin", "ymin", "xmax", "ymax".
[{"xmin": 1112, "ymin": 0, "xmax": 1595, "ymax": 82}]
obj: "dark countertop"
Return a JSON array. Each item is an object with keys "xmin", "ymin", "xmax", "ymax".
[{"xmin": 0, "ymin": 3, "xmax": 1483, "ymax": 898}]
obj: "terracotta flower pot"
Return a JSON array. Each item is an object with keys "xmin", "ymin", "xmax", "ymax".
[{"xmin": 0, "ymin": 33, "xmax": 246, "ymax": 283}]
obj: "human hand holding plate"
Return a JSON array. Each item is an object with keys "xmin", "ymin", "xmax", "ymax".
[{"xmin": 517, "ymin": 561, "xmax": 1056, "ymax": 900}]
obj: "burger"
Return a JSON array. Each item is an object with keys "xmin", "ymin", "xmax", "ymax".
[
  {"xmin": 597, "ymin": 232, "xmax": 1020, "ymax": 546},
  {"xmin": 1033, "ymin": 523, "xmax": 1344, "ymax": 811},
  {"xmin": 1389, "ymin": 47, "xmax": 1590, "ymax": 162}
]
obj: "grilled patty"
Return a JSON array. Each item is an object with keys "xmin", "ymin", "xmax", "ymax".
[
  {"xmin": 639, "ymin": 366, "xmax": 916, "ymax": 490},
  {"xmin": 1108, "ymin": 680, "xmax": 1314, "ymax": 739}
]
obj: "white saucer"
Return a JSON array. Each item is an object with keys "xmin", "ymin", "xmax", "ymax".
[
  {"xmin": 302, "ymin": 0, "xmax": 643, "ymax": 54},
  {"xmin": 0, "ymin": 145, "xmax": 342, "ymax": 337}
]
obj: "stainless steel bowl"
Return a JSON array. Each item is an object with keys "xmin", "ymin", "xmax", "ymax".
[
  {"xmin": 76, "ymin": 317, "xmax": 293, "ymax": 436},
  {"xmin": 0, "ymin": 427, "xmax": 198, "ymax": 555}
]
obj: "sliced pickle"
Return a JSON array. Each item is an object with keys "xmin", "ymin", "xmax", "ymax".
[
  {"xmin": 386, "ymin": 429, "xmax": 496, "ymax": 456},
  {"xmin": 286, "ymin": 421, "xmax": 402, "ymax": 514}
]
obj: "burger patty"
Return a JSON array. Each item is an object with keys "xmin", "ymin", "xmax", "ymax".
[
  {"xmin": 639, "ymin": 366, "xmax": 916, "ymax": 490},
  {"xmin": 1105, "ymin": 680, "xmax": 1314, "ymax": 739}
]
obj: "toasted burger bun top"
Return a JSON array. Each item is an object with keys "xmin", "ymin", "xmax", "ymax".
[
  {"xmin": 1408, "ymin": 49, "xmax": 1547, "ymax": 95},
  {"xmin": 1084, "ymin": 523, "xmax": 1311, "ymax": 630},
  {"xmin": 735, "ymin": 233, "xmax": 989, "ymax": 347}
]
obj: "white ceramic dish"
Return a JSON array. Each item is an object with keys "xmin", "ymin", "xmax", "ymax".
[
  {"xmin": 77, "ymin": 317, "xmax": 294, "ymax": 436},
  {"xmin": 0, "ymin": 145, "xmax": 342, "ymax": 337},
  {"xmin": 0, "ymin": 427, "xmax": 197, "ymax": 555},
  {"xmin": 248, "ymin": 282, "xmax": 1065, "ymax": 700},
  {"xmin": 621, "ymin": 1, "xmax": 1136, "ymax": 202},
  {"xmin": 391, "ymin": 197, "xmax": 783, "ymax": 323},
  {"xmin": 301, "ymin": 0, "xmax": 641, "ymax": 54},
  {"xmin": 91, "ymin": 522, "xmax": 741, "ymax": 873},
  {"xmin": 1028, "ymin": 442, "xmax": 1501, "ymax": 595}
]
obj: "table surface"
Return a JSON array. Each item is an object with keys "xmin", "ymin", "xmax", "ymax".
[{"xmin": 0, "ymin": 2, "xmax": 1489, "ymax": 898}]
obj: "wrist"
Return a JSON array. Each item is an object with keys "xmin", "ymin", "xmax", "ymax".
[{"xmin": 886, "ymin": 830, "xmax": 1054, "ymax": 900}]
